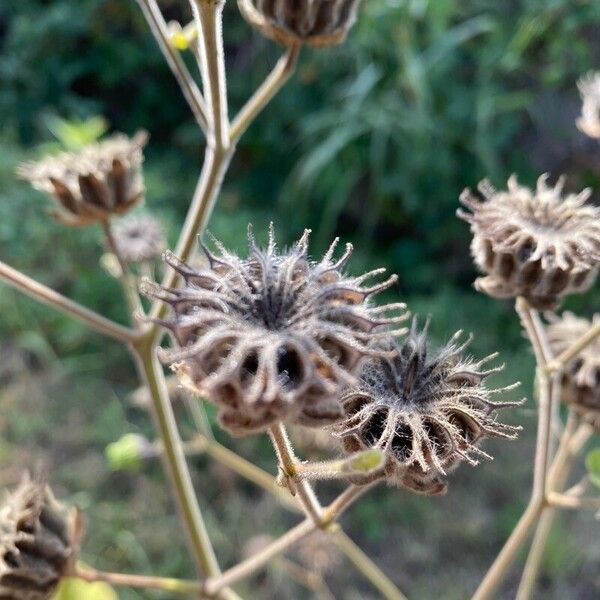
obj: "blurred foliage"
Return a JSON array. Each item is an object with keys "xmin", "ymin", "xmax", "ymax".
[{"xmin": 1, "ymin": 0, "xmax": 600, "ymax": 598}]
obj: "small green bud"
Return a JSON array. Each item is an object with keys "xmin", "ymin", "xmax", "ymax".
[
  {"xmin": 105, "ymin": 434, "xmax": 149, "ymax": 472},
  {"xmin": 348, "ymin": 448, "xmax": 385, "ymax": 474}
]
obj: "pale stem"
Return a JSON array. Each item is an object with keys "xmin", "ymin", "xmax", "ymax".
[
  {"xmin": 135, "ymin": 0, "xmax": 208, "ymax": 131},
  {"xmin": 74, "ymin": 564, "xmax": 202, "ymax": 595},
  {"xmin": 333, "ymin": 530, "xmax": 409, "ymax": 600},
  {"xmin": 191, "ymin": 0, "xmax": 229, "ymax": 150},
  {"xmin": 0, "ymin": 259, "xmax": 137, "ymax": 345},
  {"xmin": 546, "ymin": 321, "xmax": 600, "ymax": 374},
  {"xmin": 472, "ymin": 297, "xmax": 556, "ymax": 600},
  {"xmin": 101, "ymin": 220, "xmax": 144, "ymax": 319},
  {"xmin": 133, "ymin": 343, "xmax": 222, "ymax": 581},
  {"xmin": 293, "ymin": 451, "xmax": 383, "ymax": 481},
  {"xmin": 269, "ymin": 424, "xmax": 324, "ymax": 524},
  {"xmin": 547, "ymin": 492, "xmax": 600, "ymax": 510},
  {"xmin": 230, "ymin": 44, "xmax": 301, "ymax": 143},
  {"xmin": 320, "ymin": 483, "xmax": 374, "ymax": 528},
  {"xmin": 516, "ymin": 411, "xmax": 580, "ymax": 600}
]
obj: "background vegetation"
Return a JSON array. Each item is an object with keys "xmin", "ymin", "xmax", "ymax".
[{"xmin": 1, "ymin": 0, "xmax": 599, "ymax": 597}]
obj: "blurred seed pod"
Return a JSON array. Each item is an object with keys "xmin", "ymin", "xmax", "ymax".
[
  {"xmin": 332, "ymin": 319, "xmax": 522, "ymax": 495},
  {"xmin": 547, "ymin": 312, "xmax": 600, "ymax": 429},
  {"xmin": 295, "ymin": 530, "xmax": 341, "ymax": 576},
  {"xmin": 0, "ymin": 475, "xmax": 81, "ymax": 600},
  {"xmin": 238, "ymin": 0, "xmax": 361, "ymax": 48},
  {"xmin": 112, "ymin": 213, "xmax": 167, "ymax": 264},
  {"xmin": 577, "ymin": 72, "xmax": 600, "ymax": 139},
  {"xmin": 143, "ymin": 225, "xmax": 408, "ymax": 436},
  {"xmin": 458, "ymin": 174, "xmax": 600, "ymax": 310},
  {"xmin": 289, "ymin": 424, "xmax": 340, "ymax": 456},
  {"xmin": 18, "ymin": 131, "xmax": 148, "ymax": 227}
]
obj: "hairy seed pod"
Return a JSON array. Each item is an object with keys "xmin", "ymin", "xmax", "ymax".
[
  {"xmin": 332, "ymin": 319, "xmax": 522, "ymax": 495},
  {"xmin": 17, "ymin": 131, "xmax": 147, "ymax": 227},
  {"xmin": 577, "ymin": 71, "xmax": 600, "ymax": 139},
  {"xmin": 0, "ymin": 476, "xmax": 80, "ymax": 600},
  {"xmin": 238, "ymin": 0, "xmax": 361, "ymax": 47},
  {"xmin": 458, "ymin": 174, "xmax": 600, "ymax": 310},
  {"xmin": 112, "ymin": 213, "xmax": 167, "ymax": 263},
  {"xmin": 143, "ymin": 225, "xmax": 408, "ymax": 436},
  {"xmin": 547, "ymin": 312, "xmax": 600, "ymax": 429}
]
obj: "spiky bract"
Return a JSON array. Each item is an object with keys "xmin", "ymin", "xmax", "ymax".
[
  {"xmin": 238, "ymin": 0, "xmax": 360, "ymax": 47},
  {"xmin": 18, "ymin": 131, "xmax": 147, "ymax": 227},
  {"xmin": 0, "ymin": 476, "xmax": 79, "ymax": 600},
  {"xmin": 332, "ymin": 320, "xmax": 521, "ymax": 495},
  {"xmin": 144, "ymin": 226, "xmax": 408, "ymax": 436},
  {"xmin": 547, "ymin": 312, "xmax": 600, "ymax": 429},
  {"xmin": 458, "ymin": 175, "xmax": 600, "ymax": 310}
]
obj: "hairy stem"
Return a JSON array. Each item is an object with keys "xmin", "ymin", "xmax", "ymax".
[
  {"xmin": 75, "ymin": 564, "xmax": 202, "ymax": 595},
  {"xmin": 269, "ymin": 424, "xmax": 324, "ymax": 524},
  {"xmin": 0, "ymin": 259, "xmax": 137, "ymax": 344},
  {"xmin": 133, "ymin": 342, "xmax": 222, "ymax": 581},
  {"xmin": 135, "ymin": 0, "xmax": 208, "ymax": 131}
]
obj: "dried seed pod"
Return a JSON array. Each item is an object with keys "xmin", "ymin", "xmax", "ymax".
[
  {"xmin": 577, "ymin": 71, "xmax": 600, "ymax": 139},
  {"xmin": 238, "ymin": 0, "xmax": 361, "ymax": 47},
  {"xmin": 295, "ymin": 530, "xmax": 341, "ymax": 576},
  {"xmin": 332, "ymin": 319, "xmax": 522, "ymax": 495},
  {"xmin": 18, "ymin": 131, "xmax": 148, "ymax": 227},
  {"xmin": 458, "ymin": 175, "xmax": 600, "ymax": 310},
  {"xmin": 547, "ymin": 312, "xmax": 600, "ymax": 429},
  {"xmin": 143, "ymin": 225, "xmax": 408, "ymax": 436},
  {"xmin": 0, "ymin": 476, "xmax": 80, "ymax": 600},
  {"xmin": 112, "ymin": 213, "xmax": 167, "ymax": 263}
]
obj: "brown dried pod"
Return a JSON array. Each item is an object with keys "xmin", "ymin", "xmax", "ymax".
[
  {"xmin": 547, "ymin": 312, "xmax": 600, "ymax": 429},
  {"xmin": 143, "ymin": 225, "xmax": 408, "ymax": 436},
  {"xmin": 458, "ymin": 174, "xmax": 600, "ymax": 310},
  {"xmin": 17, "ymin": 131, "xmax": 148, "ymax": 227},
  {"xmin": 332, "ymin": 319, "xmax": 522, "ymax": 495},
  {"xmin": 112, "ymin": 213, "xmax": 167, "ymax": 263},
  {"xmin": 0, "ymin": 476, "xmax": 80, "ymax": 600},
  {"xmin": 238, "ymin": 0, "xmax": 361, "ymax": 48},
  {"xmin": 577, "ymin": 71, "xmax": 600, "ymax": 139}
]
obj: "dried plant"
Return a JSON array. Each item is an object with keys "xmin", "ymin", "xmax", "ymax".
[
  {"xmin": 577, "ymin": 71, "xmax": 600, "ymax": 139},
  {"xmin": 1, "ymin": 1, "xmax": 599, "ymax": 599}
]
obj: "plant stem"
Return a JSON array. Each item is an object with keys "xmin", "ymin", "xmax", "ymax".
[
  {"xmin": 547, "ymin": 491, "xmax": 600, "ymax": 510},
  {"xmin": 135, "ymin": 0, "xmax": 208, "ymax": 131},
  {"xmin": 230, "ymin": 44, "xmax": 301, "ymax": 143},
  {"xmin": 133, "ymin": 342, "xmax": 221, "ymax": 581},
  {"xmin": 546, "ymin": 321, "xmax": 600, "ymax": 374},
  {"xmin": 75, "ymin": 564, "xmax": 202, "ymax": 595},
  {"xmin": 472, "ymin": 297, "xmax": 555, "ymax": 600},
  {"xmin": 0, "ymin": 259, "xmax": 137, "ymax": 344},
  {"xmin": 333, "ymin": 530, "xmax": 409, "ymax": 600},
  {"xmin": 269, "ymin": 424, "xmax": 324, "ymax": 524}
]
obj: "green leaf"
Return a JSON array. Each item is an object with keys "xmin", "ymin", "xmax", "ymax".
[
  {"xmin": 585, "ymin": 448, "xmax": 600, "ymax": 490},
  {"xmin": 51, "ymin": 577, "xmax": 118, "ymax": 600}
]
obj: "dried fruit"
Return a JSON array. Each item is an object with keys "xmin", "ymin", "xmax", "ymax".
[
  {"xmin": 458, "ymin": 175, "xmax": 600, "ymax": 310},
  {"xmin": 18, "ymin": 131, "xmax": 147, "ymax": 227},
  {"xmin": 547, "ymin": 312, "xmax": 600, "ymax": 429},
  {"xmin": 112, "ymin": 213, "xmax": 167, "ymax": 263},
  {"xmin": 577, "ymin": 71, "xmax": 600, "ymax": 139},
  {"xmin": 144, "ymin": 225, "xmax": 407, "ymax": 435},
  {"xmin": 333, "ymin": 319, "xmax": 521, "ymax": 495},
  {"xmin": 238, "ymin": 0, "xmax": 361, "ymax": 48}
]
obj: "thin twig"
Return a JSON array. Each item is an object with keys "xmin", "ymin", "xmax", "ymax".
[
  {"xmin": 230, "ymin": 44, "xmax": 301, "ymax": 143},
  {"xmin": 75, "ymin": 564, "xmax": 202, "ymax": 595},
  {"xmin": 472, "ymin": 298, "xmax": 556, "ymax": 600},
  {"xmin": 546, "ymin": 321, "xmax": 600, "ymax": 374},
  {"xmin": 269, "ymin": 424, "xmax": 324, "ymax": 524},
  {"xmin": 135, "ymin": 0, "xmax": 208, "ymax": 131},
  {"xmin": 0, "ymin": 259, "xmax": 137, "ymax": 344},
  {"xmin": 547, "ymin": 491, "xmax": 600, "ymax": 510}
]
